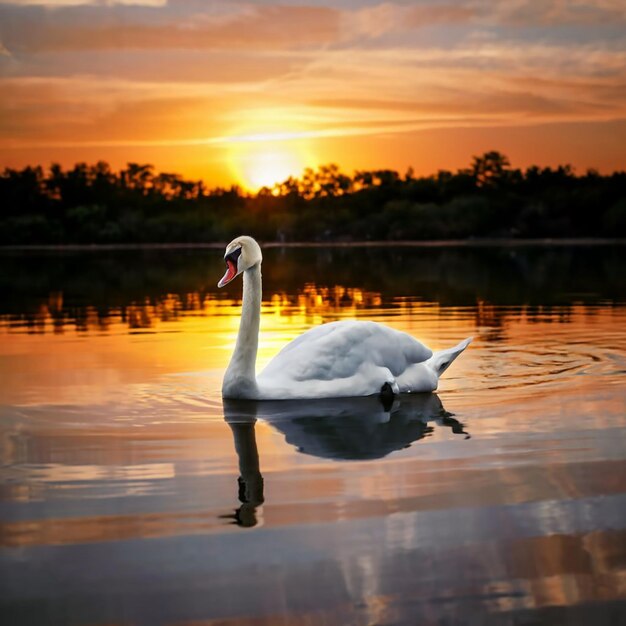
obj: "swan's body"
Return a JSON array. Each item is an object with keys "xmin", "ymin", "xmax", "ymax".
[
  {"xmin": 219, "ymin": 236, "xmax": 471, "ymax": 400},
  {"xmin": 258, "ymin": 320, "xmax": 470, "ymax": 399}
]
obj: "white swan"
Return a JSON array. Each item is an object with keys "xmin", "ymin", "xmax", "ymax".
[{"xmin": 218, "ymin": 236, "xmax": 472, "ymax": 400}]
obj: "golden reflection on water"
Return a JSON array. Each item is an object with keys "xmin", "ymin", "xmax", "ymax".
[
  {"xmin": 1, "ymin": 282, "xmax": 624, "ymax": 409},
  {"xmin": 0, "ymin": 284, "xmax": 430, "ymax": 406},
  {"xmin": 5, "ymin": 283, "xmax": 382, "ymax": 332}
]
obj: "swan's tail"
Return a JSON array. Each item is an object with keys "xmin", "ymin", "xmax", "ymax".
[{"xmin": 426, "ymin": 337, "xmax": 472, "ymax": 379}]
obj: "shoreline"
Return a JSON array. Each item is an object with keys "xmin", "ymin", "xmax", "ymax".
[{"xmin": 1, "ymin": 238, "xmax": 626, "ymax": 252}]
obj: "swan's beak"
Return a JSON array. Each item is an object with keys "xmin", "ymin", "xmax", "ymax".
[{"xmin": 218, "ymin": 259, "xmax": 238, "ymax": 288}]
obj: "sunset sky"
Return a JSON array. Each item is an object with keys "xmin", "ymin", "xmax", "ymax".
[{"xmin": 1, "ymin": 0, "xmax": 625, "ymax": 190}]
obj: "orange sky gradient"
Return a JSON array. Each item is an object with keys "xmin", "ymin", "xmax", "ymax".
[{"xmin": 1, "ymin": 0, "xmax": 625, "ymax": 190}]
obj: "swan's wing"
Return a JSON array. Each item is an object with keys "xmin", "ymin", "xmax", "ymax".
[{"xmin": 258, "ymin": 320, "xmax": 432, "ymax": 384}]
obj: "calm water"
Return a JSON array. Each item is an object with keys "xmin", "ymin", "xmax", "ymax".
[{"xmin": 1, "ymin": 244, "xmax": 625, "ymax": 625}]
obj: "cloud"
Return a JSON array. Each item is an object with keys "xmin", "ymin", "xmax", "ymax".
[
  {"xmin": 0, "ymin": 3, "xmax": 340, "ymax": 53},
  {"xmin": 308, "ymin": 87, "xmax": 622, "ymax": 123},
  {"xmin": 2, "ymin": 1, "xmax": 624, "ymax": 57},
  {"xmin": 3, "ymin": 42, "xmax": 625, "ymax": 152},
  {"xmin": 474, "ymin": 0, "xmax": 626, "ymax": 26},
  {"xmin": 0, "ymin": 1, "xmax": 167, "ymax": 6},
  {"xmin": 0, "ymin": 49, "xmax": 298, "ymax": 84},
  {"xmin": 408, "ymin": 4, "xmax": 476, "ymax": 26},
  {"xmin": 343, "ymin": 0, "xmax": 626, "ymax": 33},
  {"xmin": 344, "ymin": 2, "xmax": 476, "ymax": 40}
]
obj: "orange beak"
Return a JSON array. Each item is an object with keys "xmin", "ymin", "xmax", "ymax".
[{"xmin": 218, "ymin": 259, "xmax": 238, "ymax": 287}]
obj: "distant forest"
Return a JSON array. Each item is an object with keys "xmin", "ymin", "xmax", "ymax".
[{"xmin": 1, "ymin": 151, "xmax": 625, "ymax": 244}]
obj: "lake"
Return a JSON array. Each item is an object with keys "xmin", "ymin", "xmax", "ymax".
[{"xmin": 1, "ymin": 243, "xmax": 625, "ymax": 625}]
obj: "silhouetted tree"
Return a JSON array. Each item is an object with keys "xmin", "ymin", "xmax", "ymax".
[
  {"xmin": 471, "ymin": 151, "xmax": 511, "ymax": 187},
  {"xmin": 1, "ymin": 153, "xmax": 624, "ymax": 244}
]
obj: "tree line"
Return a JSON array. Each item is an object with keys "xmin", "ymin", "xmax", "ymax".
[{"xmin": 1, "ymin": 151, "xmax": 625, "ymax": 244}]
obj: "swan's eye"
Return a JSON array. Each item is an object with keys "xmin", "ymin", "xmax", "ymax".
[{"xmin": 225, "ymin": 247, "xmax": 242, "ymax": 265}]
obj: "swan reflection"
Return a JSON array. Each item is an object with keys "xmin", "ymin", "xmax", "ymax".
[{"xmin": 222, "ymin": 394, "xmax": 468, "ymax": 527}]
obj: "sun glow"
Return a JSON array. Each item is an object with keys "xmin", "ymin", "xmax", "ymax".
[
  {"xmin": 224, "ymin": 108, "xmax": 317, "ymax": 191},
  {"xmin": 229, "ymin": 142, "xmax": 311, "ymax": 192},
  {"xmin": 247, "ymin": 148, "xmax": 301, "ymax": 190}
]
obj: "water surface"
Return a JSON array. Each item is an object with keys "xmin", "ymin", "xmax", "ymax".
[{"xmin": 1, "ymin": 244, "xmax": 625, "ymax": 625}]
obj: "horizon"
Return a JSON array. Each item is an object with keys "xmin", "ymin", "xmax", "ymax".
[
  {"xmin": 5, "ymin": 151, "xmax": 626, "ymax": 196},
  {"xmin": 1, "ymin": 0, "xmax": 626, "ymax": 190}
]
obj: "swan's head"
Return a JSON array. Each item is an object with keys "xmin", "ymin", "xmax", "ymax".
[{"xmin": 218, "ymin": 236, "xmax": 263, "ymax": 288}]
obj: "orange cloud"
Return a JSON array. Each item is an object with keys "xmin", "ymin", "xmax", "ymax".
[
  {"xmin": 483, "ymin": 0, "xmax": 626, "ymax": 26},
  {"xmin": 2, "ymin": 4, "xmax": 340, "ymax": 53}
]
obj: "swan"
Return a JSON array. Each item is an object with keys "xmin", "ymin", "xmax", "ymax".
[{"xmin": 218, "ymin": 236, "xmax": 472, "ymax": 400}]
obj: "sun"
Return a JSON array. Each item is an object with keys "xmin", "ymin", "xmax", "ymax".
[
  {"xmin": 246, "ymin": 148, "xmax": 303, "ymax": 190},
  {"xmin": 229, "ymin": 142, "xmax": 309, "ymax": 192},
  {"xmin": 222, "ymin": 107, "xmax": 318, "ymax": 191}
]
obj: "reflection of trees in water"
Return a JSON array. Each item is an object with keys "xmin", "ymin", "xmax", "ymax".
[
  {"xmin": 2, "ymin": 245, "xmax": 624, "ymax": 333},
  {"xmin": 3, "ymin": 287, "xmax": 589, "ymax": 337},
  {"xmin": 9, "ymin": 295, "xmax": 189, "ymax": 333},
  {"xmin": 4, "ymin": 286, "xmax": 385, "ymax": 333}
]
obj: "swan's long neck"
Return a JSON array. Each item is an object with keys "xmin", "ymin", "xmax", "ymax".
[{"xmin": 223, "ymin": 263, "xmax": 261, "ymax": 398}]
